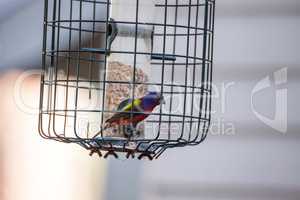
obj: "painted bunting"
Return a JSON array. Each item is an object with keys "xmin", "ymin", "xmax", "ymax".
[{"xmin": 98, "ymin": 91, "xmax": 165, "ymax": 138}]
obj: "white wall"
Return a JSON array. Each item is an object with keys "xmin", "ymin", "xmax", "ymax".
[{"xmin": 139, "ymin": 1, "xmax": 300, "ymax": 200}]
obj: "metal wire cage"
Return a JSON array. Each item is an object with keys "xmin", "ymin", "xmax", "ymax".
[{"xmin": 39, "ymin": 0, "xmax": 216, "ymax": 160}]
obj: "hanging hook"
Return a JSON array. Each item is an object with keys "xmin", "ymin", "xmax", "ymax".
[
  {"xmin": 104, "ymin": 150, "xmax": 118, "ymax": 159},
  {"xmin": 138, "ymin": 152, "xmax": 153, "ymax": 161},
  {"xmin": 89, "ymin": 149, "xmax": 103, "ymax": 158},
  {"xmin": 126, "ymin": 150, "xmax": 136, "ymax": 159}
]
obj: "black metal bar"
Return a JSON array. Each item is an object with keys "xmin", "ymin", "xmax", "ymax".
[
  {"xmin": 99, "ymin": 0, "xmax": 111, "ymax": 138},
  {"xmin": 48, "ymin": 49, "xmax": 210, "ymax": 62},
  {"xmin": 151, "ymin": 54, "xmax": 176, "ymax": 61},
  {"xmin": 200, "ymin": 0, "xmax": 216, "ymax": 143},
  {"xmin": 38, "ymin": 0, "xmax": 49, "ymax": 139},
  {"xmin": 47, "ymin": 19, "xmax": 212, "ymax": 33},
  {"xmin": 73, "ymin": 0, "xmax": 83, "ymax": 138},
  {"xmin": 168, "ymin": 0, "xmax": 179, "ymax": 140},
  {"xmin": 47, "ymin": 0, "xmax": 57, "ymax": 138},
  {"xmin": 179, "ymin": 0, "xmax": 193, "ymax": 140},
  {"xmin": 51, "ymin": 0, "xmax": 64, "ymax": 140},
  {"xmin": 157, "ymin": 0, "xmax": 168, "ymax": 140},
  {"xmin": 196, "ymin": 0, "xmax": 210, "ymax": 142},
  {"xmin": 188, "ymin": 0, "xmax": 200, "ymax": 142},
  {"xmin": 63, "ymin": 0, "xmax": 74, "ymax": 138}
]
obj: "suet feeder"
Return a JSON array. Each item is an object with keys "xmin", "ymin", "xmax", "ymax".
[{"xmin": 39, "ymin": 0, "xmax": 216, "ymax": 160}]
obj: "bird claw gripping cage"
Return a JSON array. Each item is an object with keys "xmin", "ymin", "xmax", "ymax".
[{"xmin": 39, "ymin": 0, "xmax": 216, "ymax": 160}]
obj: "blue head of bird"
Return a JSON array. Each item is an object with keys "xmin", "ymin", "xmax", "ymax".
[{"xmin": 142, "ymin": 91, "xmax": 165, "ymax": 111}]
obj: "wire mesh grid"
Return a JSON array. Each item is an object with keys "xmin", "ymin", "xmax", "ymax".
[{"xmin": 39, "ymin": 0, "xmax": 216, "ymax": 160}]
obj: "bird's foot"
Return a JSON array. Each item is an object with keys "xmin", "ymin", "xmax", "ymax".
[{"xmin": 123, "ymin": 125, "xmax": 137, "ymax": 138}]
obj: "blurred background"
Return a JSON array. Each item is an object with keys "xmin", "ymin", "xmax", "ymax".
[{"xmin": 0, "ymin": 0, "xmax": 299, "ymax": 200}]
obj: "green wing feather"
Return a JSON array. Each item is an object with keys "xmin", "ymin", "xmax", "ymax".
[
  {"xmin": 117, "ymin": 98, "xmax": 133, "ymax": 111},
  {"xmin": 118, "ymin": 98, "xmax": 142, "ymax": 112},
  {"xmin": 106, "ymin": 98, "xmax": 142, "ymax": 124}
]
